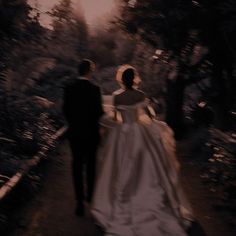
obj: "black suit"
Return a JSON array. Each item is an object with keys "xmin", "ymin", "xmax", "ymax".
[{"xmin": 63, "ymin": 78, "xmax": 103, "ymax": 206}]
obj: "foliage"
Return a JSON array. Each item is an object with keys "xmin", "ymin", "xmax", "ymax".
[
  {"xmin": 0, "ymin": 0, "xmax": 87, "ymax": 179},
  {"xmin": 117, "ymin": 0, "xmax": 236, "ymax": 133},
  {"xmin": 199, "ymin": 129, "xmax": 236, "ymax": 229},
  {"xmin": 49, "ymin": 0, "xmax": 89, "ymax": 62},
  {"xmin": 118, "ymin": 0, "xmax": 236, "ymax": 54},
  {"xmin": 87, "ymin": 26, "xmax": 167, "ymax": 100}
]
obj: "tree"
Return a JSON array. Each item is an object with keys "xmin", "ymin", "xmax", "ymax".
[
  {"xmin": 49, "ymin": 0, "xmax": 89, "ymax": 63},
  {"xmin": 0, "ymin": 0, "xmax": 77, "ymax": 154},
  {"xmin": 0, "ymin": 0, "xmax": 40, "ymax": 134},
  {"xmin": 118, "ymin": 0, "xmax": 236, "ymax": 134}
]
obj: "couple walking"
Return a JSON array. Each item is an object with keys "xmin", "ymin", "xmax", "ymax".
[{"xmin": 63, "ymin": 59, "xmax": 195, "ymax": 236}]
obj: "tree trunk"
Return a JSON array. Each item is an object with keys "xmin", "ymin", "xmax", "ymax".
[
  {"xmin": 165, "ymin": 77, "xmax": 185, "ymax": 139},
  {"xmin": 211, "ymin": 58, "xmax": 231, "ymax": 130}
]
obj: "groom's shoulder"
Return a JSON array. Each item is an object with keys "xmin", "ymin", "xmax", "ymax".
[
  {"xmin": 64, "ymin": 76, "xmax": 78, "ymax": 87},
  {"xmin": 64, "ymin": 78, "xmax": 100, "ymax": 92},
  {"xmin": 65, "ymin": 78, "xmax": 87, "ymax": 88},
  {"xmin": 92, "ymin": 82, "xmax": 101, "ymax": 90},
  {"xmin": 88, "ymin": 81, "xmax": 101, "ymax": 92}
]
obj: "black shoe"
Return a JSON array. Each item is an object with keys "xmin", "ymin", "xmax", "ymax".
[
  {"xmin": 75, "ymin": 204, "xmax": 85, "ymax": 217},
  {"xmin": 95, "ymin": 225, "xmax": 104, "ymax": 236},
  {"xmin": 187, "ymin": 221, "xmax": 206, "ymax": 236}
]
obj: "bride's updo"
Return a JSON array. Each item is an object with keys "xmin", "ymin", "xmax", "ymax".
[
  {"xmin": 122, "ymin": 68, "xmax": 135, "ymax": 89},
  {"xmin": 115, "ymin": 64, "xmax": 141, "ymax": 90}
]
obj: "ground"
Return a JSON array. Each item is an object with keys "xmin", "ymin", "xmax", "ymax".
[
  {"xmin": 6, "ymin": 139, "xmax": 235, "ymax": 236},
  {"xmin": 12, "ymin": 141, "xmax": 100, "ymax": 236},
  {"xmin": 178, "ymin": 139, "xmax": 235, "ymax": 236}
]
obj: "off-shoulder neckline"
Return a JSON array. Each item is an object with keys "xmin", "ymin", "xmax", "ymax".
[{"xmin": 115, "ymin": 98, "xmax": 149, "ymax": 109}]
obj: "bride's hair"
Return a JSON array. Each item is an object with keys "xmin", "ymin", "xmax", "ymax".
[{"xmin": 122, "ymin": 68, "xmax": 135, "ymax": 89}]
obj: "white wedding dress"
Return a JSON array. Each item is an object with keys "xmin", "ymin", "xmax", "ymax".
[{"xmin": 91, "ymin": 99, "xmax": 194, "ymax": 236}]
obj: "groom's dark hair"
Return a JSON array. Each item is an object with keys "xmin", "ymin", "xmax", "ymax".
[{"xmin": 78, "ymin": 59, "xmax": 94, "ymax": 76}]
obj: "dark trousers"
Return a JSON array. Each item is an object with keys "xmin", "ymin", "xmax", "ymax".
[
  {"xmin": 187, "ymin": 221, "xmax": 207, "ymax": 236},
  {"xmin": 69, "ymin": 137, "xmax": 97, "ymax": 206}
]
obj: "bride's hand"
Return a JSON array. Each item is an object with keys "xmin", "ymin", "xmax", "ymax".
[{"xmin": 99, "ymin": 126, "xmax": 107, "ymax": 137}]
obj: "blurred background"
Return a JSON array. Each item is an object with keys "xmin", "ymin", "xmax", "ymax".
[{"xmin": 0, "ymin": 0, "xmax": 235, "ymax": 235}]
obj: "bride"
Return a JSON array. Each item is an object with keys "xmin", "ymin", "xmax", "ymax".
[{"xmin": 91, "ymin": 66, "xmax": 194, "ymax": 236}]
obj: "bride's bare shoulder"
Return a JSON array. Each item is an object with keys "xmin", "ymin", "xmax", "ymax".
[
  {"xmin": 134, "ymin": 89, "xmax": 145, "ymax": 95},
  {"xmin": 114, "ymin": 89, "xmax": 146, "ymax": 106}
]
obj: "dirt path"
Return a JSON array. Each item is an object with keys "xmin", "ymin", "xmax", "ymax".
[
  {"xmin": 9, "ymin": 139, "xmax": 235, "ymax": 236},
  {"xmin": 14, "ymin": 141, "xmax": 100, "ymax": 236},
  {"xmin": 178, "ymin": 140, "xmax": 235, "ymax": 236}
]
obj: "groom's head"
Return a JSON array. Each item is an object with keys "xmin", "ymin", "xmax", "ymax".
[{"xmin": 78, "ymin": 59, "xmax": 95, "ymax": 78}]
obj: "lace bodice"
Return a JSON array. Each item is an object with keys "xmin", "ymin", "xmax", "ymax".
[{"xmin": 116, "ymin": 100, "xmax": 149, "ymax": 124}]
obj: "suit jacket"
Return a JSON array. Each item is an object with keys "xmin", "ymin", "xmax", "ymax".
[{"xmin": 63, "ymin": 78, "xmax": 104, "ymax": 145}]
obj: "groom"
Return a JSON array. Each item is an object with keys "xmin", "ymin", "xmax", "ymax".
[{"xmin": 63, "ymin": 59, "xmax": 104, "ymax": 216}]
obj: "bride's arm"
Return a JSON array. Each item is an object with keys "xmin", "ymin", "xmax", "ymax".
[
  {"xmin": 99, "ymin": 108, "xmax": 117, "ymax": 128},
  {"xmin": 143, "ymin": 98, "xmax": 157, "ymax": 120},
  {"xmin": 113, "ymin": 95, "xmax": 119, "ymax": 121},
  {"xmin": 99, "ymin": 95, "xmax": 118, "ymax": 128}
]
